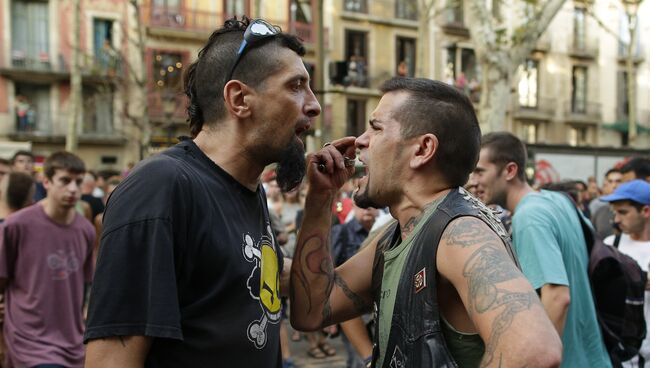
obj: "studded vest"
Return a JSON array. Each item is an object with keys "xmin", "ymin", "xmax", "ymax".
[{"xmin": 372, "ymin": 187, "xmax": 515, "ymax": 367}]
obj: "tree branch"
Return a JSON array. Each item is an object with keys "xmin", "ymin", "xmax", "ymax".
[
  {"xmin": 509, "ymin": 0, "xmax": 566, "ymax": 66},
  {"xmin": 584, "ymin": 4, "xmax": 626, "ymax": 45}
]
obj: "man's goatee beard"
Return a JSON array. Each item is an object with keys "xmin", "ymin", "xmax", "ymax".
[{"xmin": 276, "ymin": 140, "xmax": 306, "ymax": 193}]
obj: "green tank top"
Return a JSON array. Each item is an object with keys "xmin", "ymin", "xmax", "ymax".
[
  {"xmin": 376, "ymin": 194, "xmax": 484, "ymax": 367},
  {"xmin": 441, "ymin": 317, "xmax": 484, "ymax": 367},
  {"xmin": 376, "ymin": 195, "xmax": 445, "ymax": 367}
]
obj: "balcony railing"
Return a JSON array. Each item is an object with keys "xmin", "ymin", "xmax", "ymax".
[
  {"xmin": 343, "ymin": 0, "xmax": 368, "ymax": 13},
  {"xmin": 147, "ymin": 92, "xmax": 189, "ymax": 122},
  {"xmin": 292, "ymin": 21, "xmax": 313, "ymax": 44},
  {"xmin": 564, "ymin": 101, "xmax": 602, "ymax": 123},
  {"xmin": 10, "ymin": 49, "xmax": 53, "ymax": 71},
  {"xmin": 514, "ymin": 97, "xmax": 556, "ymax": 120},
  {"xmin": 145, "ymin": 5, "xmax": 223, "ymax": 34},
  {"xmin": 569, "ymin": 35, "xmax": 598, "ymax": 59}
]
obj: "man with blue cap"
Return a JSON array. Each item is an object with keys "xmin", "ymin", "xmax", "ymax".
[{"xmin": 602, "ymin": 179, "xmax": 650, "ymax": 367}]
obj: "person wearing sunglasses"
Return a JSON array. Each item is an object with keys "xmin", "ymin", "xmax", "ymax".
[{"xmin": 84, "ymin": 17, "xmax": 323, "ymax": 367}]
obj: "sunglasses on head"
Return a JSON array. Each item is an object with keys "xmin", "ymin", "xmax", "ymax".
[{"xmin": 226, "ymin": 19, "xmax": 281, "ymax": 81}]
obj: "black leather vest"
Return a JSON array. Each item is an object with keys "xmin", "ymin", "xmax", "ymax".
[{"xmin": 372, "ymin": 187, "xmax": 515, "ymax": 368}]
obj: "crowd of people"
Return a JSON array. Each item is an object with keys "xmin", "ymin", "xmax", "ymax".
[{"xmin": 2, "ymin": 15, "xmax": 650, "ymax": 368}]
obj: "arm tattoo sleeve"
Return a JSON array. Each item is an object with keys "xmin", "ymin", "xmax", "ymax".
[{"xmin": 444, "ymin": 218, "xmax": 542, "ymax": 367}]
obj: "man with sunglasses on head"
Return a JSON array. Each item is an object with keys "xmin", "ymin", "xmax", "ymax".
[{"xmin": 84, "ymin": 17, "xmax": 320, "ymax": 367}]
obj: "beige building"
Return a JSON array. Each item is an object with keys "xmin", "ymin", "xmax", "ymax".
[
  {"xmin": 430, "ymin": 0, "xmax": 650, "ymax": 149},
  {"xmin": 1, "ymin": 0, "xmax": 648, "ymax": 172}
]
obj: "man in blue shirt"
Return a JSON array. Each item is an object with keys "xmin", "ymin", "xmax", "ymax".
[
  {"xmin": 474, "ymin": 132, "xmax": 611, "ymax": 368},
  {"xmin": 331, "ymin": 204, "xmax": 378, "ymax": 267}
]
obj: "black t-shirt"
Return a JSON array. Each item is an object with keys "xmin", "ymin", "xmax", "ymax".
[
  {"xmin": 81, "ymin": 194, "xmax": 105, "ymax": 220},
  {"xmin": 85, "ymin": 139, "xmax": 284, "ymax": 367}
]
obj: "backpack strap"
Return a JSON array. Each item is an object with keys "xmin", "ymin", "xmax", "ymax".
[
  {"xmin": 559, "ymin": 192, "xmax": 596, "ymax": 255},
  {"xmin": 614, "ymin": 234, "xmax": 622, "ymax": 249}
]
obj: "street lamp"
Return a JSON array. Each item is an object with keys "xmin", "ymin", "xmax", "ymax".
[{"xmin": 622, "ymin": 0, "xmax": 642, "ymax": 143}]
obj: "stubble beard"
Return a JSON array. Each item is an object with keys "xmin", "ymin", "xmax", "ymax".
[
  {"xmin": 487, "ymin": 187, "xmax": 508, "ymax": 209},
  {"xmin": 354, "ymin": 179, "xmax": 382, "ymax": 209},
  {"xmin": 276, "ymin": 138, "xmax": 306, "ymax": 193}
]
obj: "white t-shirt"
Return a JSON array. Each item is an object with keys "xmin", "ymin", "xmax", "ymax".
[{"xmin": 604, "ymin": 233, "xmax": 650, "ymax": 367}]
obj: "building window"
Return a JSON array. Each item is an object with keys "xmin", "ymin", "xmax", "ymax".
[
  {"xmin": 93, "ymin": 19, "xmax": 120, "ymax": 74},
  {"xmin": 290, "ymin": 0, "xmax": 313, "ymax": 42},
  {"xmin": 490, "ymin": 0, "xmax": 501, "ymax": 20},
  {"xmin": 568, "ymin": 126, "xmax": 589, "ymax": 146},
  {"xmin": 520, "ymin": 122, "xmax": 538, "ymax": 143},
  {"xmin": 518, "ymin": 59, "xmax": 539, "ymax": 108},
  {"xmin": 445, "ymin": 0, "xmax": 464, "ymax": 24},
  {"xmin": 83, "ymin": 86, "xmax": 113, "ymax": 135},
  {"xmin": 396, "ymin": 37, "xmax": 416, "ymax": 77},
  {"xmin": 344, "ymin": 30, "xmax": 368, "ymax": 87},
  {"xmin": 151, "ymin": 0, "xmax": 182, "ymax": 28},
  {"xmin": 291, "ymin": 0, "xmax": 312, "ymax": 23},
  {"xmin": 153, "ymin": 52, "xmax": 184, "ymax": 91},
  {"xmin": 444, "ymin": 47, "xmax": 480, "ymax": 102},
  {"xmin": 14, "ymin": 83, "xmax": 50, "ymax": 133},
  {"xmin": 574, "ymin": 7, "xmax": 586, "ymax": 51},
  {"xmin": 618, "ymin": 11, "xmax": 642, "ymax": 58},
  {"xmin": 344, "ymin": 0, "xmax": 367, "ymax": 13},
  {"xmin": 225, "ymin": 0, "xmax": 246, "ymax": 17},
  {"xmin": 11, "ymin": 0, "xmax": 50, "ymax": 70},
  {"xmin": 396, "ymin": 0, "xmax": 417, "ymax": 20},
  {"xmin": 346, "ymin": 99, "xmax": 367, "ymax": 137},
  {"xmin": 153, "ymin": 0, "xmax": 180, "ymax": 11},
  {"xmin": 572, "ymin": 66, "xmax": 587, "ymax": 113}
]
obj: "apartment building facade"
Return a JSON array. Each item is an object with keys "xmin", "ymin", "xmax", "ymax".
[
  {"xmin": 0, "ymin": 0, "xmax": 133, "ymax": 169},
  {"xmin": 1, "ymin": 0, "xmax": 648, "ymax": 171}
]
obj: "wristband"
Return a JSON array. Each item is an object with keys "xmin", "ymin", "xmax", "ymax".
[{"xmin": 364, "ymin": 355, "xmax": 373, "ymax": 368}]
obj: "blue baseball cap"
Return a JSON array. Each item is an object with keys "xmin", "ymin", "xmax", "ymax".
[{"xmin": 601, "ymin": 179, "xmax": 650, "ymax": 205}]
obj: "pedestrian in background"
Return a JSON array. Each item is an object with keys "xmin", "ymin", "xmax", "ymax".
[
  {"xmin": 0, "ymin": 152, "xmax": 94, "ymax": 368},
  {"xmin": 476, "ymin": 132, "xmax": 611, "ymax": 367}
]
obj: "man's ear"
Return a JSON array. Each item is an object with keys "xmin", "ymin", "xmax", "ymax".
[
  {"xmin": 641, "ymin": 205, "xmax": 650, "ymax": 218},
  {"xmin": 223, "ymin": 80, "xmax": 253, "ymax": 118},
  {"xmin": 42, "ymin": 176, "xmax": 52, "ymax": 191},
  {"xmin": 503, "ymin": 162, "xmax": 520, "ymax": 181},
  {"xmin": 410, "ymin": 133, "xmax": 438, "ymax": 169}
]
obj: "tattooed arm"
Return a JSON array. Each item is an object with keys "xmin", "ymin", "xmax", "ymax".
[
  {"xmin": 289, "ymin": 137, "xmax": 377, "ymax": 331},
  {"xmin": 289, "ymin": 190, "xmax": 378, "ymax": 331},
  {"xmin": 85, "ymin": 336, "xmax": 152, "ymax": 368},
  {"xmin": 437, "ymin": 217, "xmax": 562, "ymax": 367}
]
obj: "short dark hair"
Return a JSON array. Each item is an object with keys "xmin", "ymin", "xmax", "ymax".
[
  {"xmin": 379, "ymin": 78, "xmax": 481, "ymax": 187},
  {"xmin": 4, "ymin": 171, "xmax": 34, "ymax": 211},
  {"xmin": 611, "ymin": 199, "xmax": 645, "ymax": 212},
  {"xmin": 620, "ymin": 157, "xmax": 650, "ymax": 180},
  {"xmin": 605, "ymin": 168, "xmax": 621, "ymax": 178},
  {"xmin": 44, "ymin": 151, "xmax": 86, "ymax": 179},
  {"xmin": 541, "ymin": 180, "xmax": 580, "ymax": 203},
  {"xmin": 481, "ymin": 132, "xmax": 528, "ymax": 182},
  {"xmin": 10, "ymin": 150, "xmax": 33, "ymax": 164},
  {"xmin": 183, "ymin": 17, "xmax": 305, "ymax": 137}
]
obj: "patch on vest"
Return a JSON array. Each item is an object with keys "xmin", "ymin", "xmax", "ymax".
[
  {"xmin": 458, "ymin": 187, "xmax": 508, "ymax": 238},
  {"xmin": 390, "ymin": 346, "xmax": 406, "ymax": 368},
  {"xmin": 414, "ymin": 267, "xmax": 426, "ymax": 293}
]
